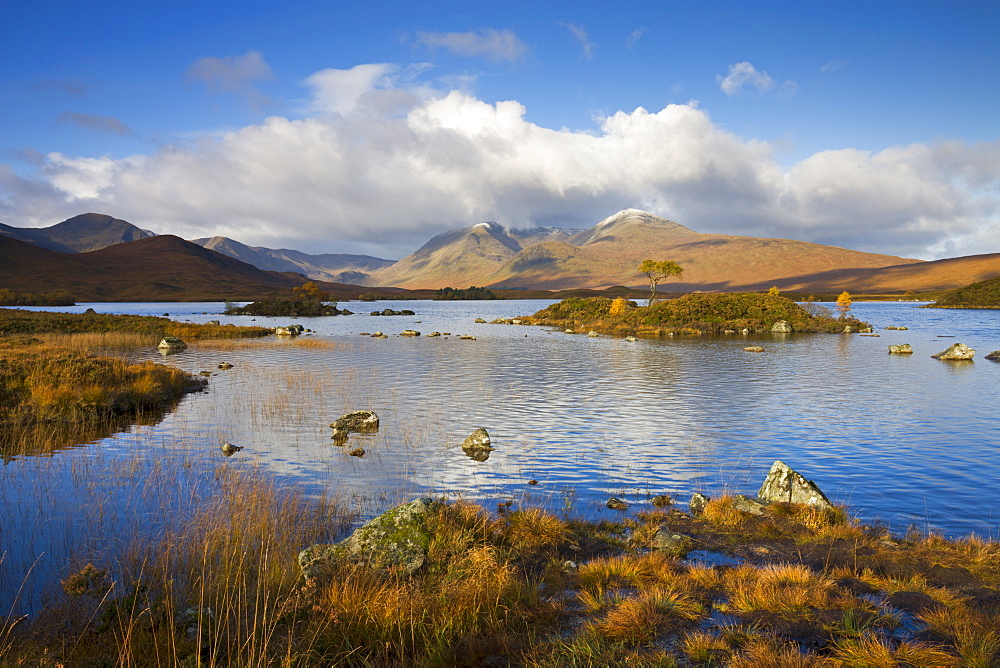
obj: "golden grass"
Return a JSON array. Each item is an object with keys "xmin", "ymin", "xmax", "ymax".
[
  {"xmin": 722, "ymin": 563, "xmax": 840, "ymax": 616},
  {"xmin": 920, "ymin": 606, "xmax": 1000, "ymax": 667},
  {"xmin": 828, "ymin": 636, "xmax": 959, "ymax": 666}
]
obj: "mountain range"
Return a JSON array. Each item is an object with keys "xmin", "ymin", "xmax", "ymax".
[{"xmin": 2, "ymin": 210, "xmax": 999, "ymax": 299}]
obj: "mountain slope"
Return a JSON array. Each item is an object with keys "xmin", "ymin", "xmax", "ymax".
[
  {"xmin": 0, "ymin": 235, "xmax": 315, "ymax": 301},
  {"xmin": 192, "ymin": 236, "xmax": 394, "ymax": 283},
  {"xmin": 0, "ymin": 213, "xmax": 155, "ymax": 253},
  {"xmin": 369, "ymin": 209, "xmax": 924, "ymax": 291}
]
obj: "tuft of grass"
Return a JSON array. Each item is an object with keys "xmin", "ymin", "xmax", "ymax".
[
  {"xmin": 921, "ymin": 606, "xmax": 1000, "ymax": 667},
  {"xmin": 723, "ymin": 563, "xmax": 838, "ymax": 616},
  {"xmin": 830, "ymin": 636, "xmax": 959, "ymax": 666}
]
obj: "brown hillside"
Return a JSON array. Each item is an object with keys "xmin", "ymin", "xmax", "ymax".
[{"xmin": 0, "ymin": 235, "xmax": 410, "ymax": 301}]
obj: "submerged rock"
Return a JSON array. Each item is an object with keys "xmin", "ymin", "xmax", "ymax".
[
  {"xmin": 400, "ymin": 329, "xmax": 420, "ymax": 337},
  {"xmin": 757, "ymin": 460, "xmax": 834, "ymax": 510},
  {"xmin": 651, "ymin": 529, "xmax": 693, "ymax": 556},
  {"xmin": 461, "ymin": 427, "xmax": 494, "ymax": 461},
  {"xmin": 888, "ymin": 344, "xmax": 913, "ymax": 354},
  {"xmin": 218, "ymin": 362, "xmax": 234, "ymax": 369},
  {"xmin": 625, "ymin": 336, "xmax": 638, "ymax": 342},
  {"xmin": 743, "ymin": 345, "xmax": 765, "ymax": 352},
  {"xmin": 931, "ymin": 343, "xmax": 975, "ymax": 360},
  {"xmin": 986, "ymin": 350, "xmax": 1000, "ymax": 361},
  {"xmin": 220, "ymin": 442, "xmax": 242, "ymax": 456},
  {"xmin": 606, "ymin": 497, "xmax": 629, "ymax": 511},
  {"xmin": 330, "ymin": 410, "xmax": 380, "ymax": 443},
  {"xmin": 299, "ymin": 497, "xmax": 441, "ymax": 579}
]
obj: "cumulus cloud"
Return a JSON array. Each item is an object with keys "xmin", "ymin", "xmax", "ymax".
[
  {"xmin": 187, "ymin": 50, "xmax": 273, "ymax": 108},
  {"xmin": 717, "ymin": 61, "xmax": 776, "ymax": 95},
  {"xmin": 415, "ymin": 29, "xmax": 527, "ymax": 62},
  {"xmin": 561, "ymin": 23, "xmax": 595, "ymax": 59},
  {"xmin": 58, "ymin": 112, "xmax": 134, "ymax": 136},
  {"xmin": 2, "ymin": 63, "xmax": 998, "ymax": 260}
]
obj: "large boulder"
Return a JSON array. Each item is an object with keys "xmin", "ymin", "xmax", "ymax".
[
  {"xmin": 757, "ymin": 460, "xmax": 834, "ymax": 510},
  {"xmin": 931, "ymin": 343, "xmax": 975, "ymax": 360},
  {"xmin": 299, "ymin": 497, "xmax": 441, "ymax": 579},
  {"xmin": 157, "ymin": 336, "xmax": 187, "ymax": 352},
  {"xmin": 330, "ymin": 410, "xmax": 380, "ymax": 442}
]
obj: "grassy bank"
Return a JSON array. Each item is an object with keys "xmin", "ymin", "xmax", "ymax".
[
  {"xmin": 3, "ymin": 471, "xmax": 999, "ymax": 666},
  {"xmin": 0, "ymin": 309, "xmax": 272, "ymax": 456},
  {"xmin": 525, "ymin": 293, "xmax": 870, "ymax": 336}
]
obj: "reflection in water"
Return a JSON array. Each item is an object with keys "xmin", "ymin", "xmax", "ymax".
[
  {"xmin": 1, "ymin": 407, "xmax": 171, "ymax": 460},
  {"xmin": 3, "ymin": 300, "xmax": 1000, "ymax": 615}
]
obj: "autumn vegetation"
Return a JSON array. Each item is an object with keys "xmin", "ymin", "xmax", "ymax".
[
  {"xmin": 928, "ymin": 274, "xmax": 1000, "ymax": 309},
  {"xmin": 0, "ymin": 288, "xmax": 76, "ymax": 306},
  {"xmin": 527, "ymin": 292, "xmax": 870, "ymax": 335},
  {"xmin": 224, "ymin": 281, "xmax": 349, "ymax": 316}
]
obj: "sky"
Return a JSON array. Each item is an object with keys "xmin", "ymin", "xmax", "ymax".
[{"xmin": 1, "ymin": 0, "xmax": 998, "ymax": 261}]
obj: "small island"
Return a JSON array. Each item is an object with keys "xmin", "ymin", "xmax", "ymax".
[
  {"xmin": 524, "ymin": 292, "xmax": 870, "ymax": 336},
  {"xmin": 225, "ymin": 282, "xmax": 353, "ymax": 317}
]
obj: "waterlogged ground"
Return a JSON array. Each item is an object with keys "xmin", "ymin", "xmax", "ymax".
[{"xmin": 3, "ymin": 299, "xmax": 1000, "ymax": 614}]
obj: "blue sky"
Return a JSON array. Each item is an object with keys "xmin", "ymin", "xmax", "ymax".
[{"xmin": 2, "ymin": 0, "xmax": 998, "ymax": 260}]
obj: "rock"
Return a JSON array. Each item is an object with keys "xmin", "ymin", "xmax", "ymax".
[
  {"xmin": 606, "ymin": 497, "xmax": 629, "ymax": 511},
  {"xmin": 349, "ymin": 448, "xmax": 365, "ymax": 457},
  {"xmin": 299, "ymin": 497, "xmax": 441, "ymax": 579},
  {"xmin": 371, "ymin": 331, "xmax": 384, "ymax": 337},
  {"xmin": 220, "ymin": 443, "xmax": 242, "ymax": 456},
  {"xmin": 427, "ymin": 332, "xmax": 441, "ymax": 337},
  {"xmin": 771, "ymin": 320, "xmax": 792, "ymax": 333},
  {"xmin": 587, "ymin": 331, "xmax": 599, "ymax": 338},
  {"xmin": 743, "ymin": 346, "xmax": 765, "ymax": 352},
  {"xmin": 511, "ymin": 319, "xmax": 522, "ymax": 325},
  {"xmin": 461, "ymin": 428, "xmax": 495, "ymax": 461},
  {"xmin": 689, "ymin": 492, "xmax": 710, "ymax": 515},
  {"xmin": 207, "ymin": 320, "xmax": 220, "ymax": 326},
  {"xmin": 458, "ymin": 335, "xmax": 476, "ymax": 340},
  {"xmin": 274, "ymin": 326, "xmax": 299, "ymax": 337},
  {"xmin": 564, "ymin": 329, "xmax": 575, "ymax": 334},
  {"xmin": 475, "ymin": 318, "xmax": 487, "ymax": 323},
  {"xmin": 885, "ymin": 325, "xmax": 908, "ymax": 330},
  {"xmin": 731, "ymin": 494, "xmax": 768, "ymax": 515},
  {"xmin": 400, "ymin": 330, "xmax": 420, "ymax": 337},
  {"xmin": 157, "ymin": 336, "xmax": 187, "ymax": 351},
  {"xmin": 651, "ymin": 529, "xmax": 693, "ymax": 556},
  {"xmin": 625, "ymin": 336, "xmax": 638, "ymax": 342},
  {"xmin": 651, "ymin": 494, "xmax": 673, "ymax": 508},
  {"xmin": 842, "ymin": 326, "xmax": 853, "ymax": 333},
  {"xmin": 888, "ymin": 344, "xmax": 913, "ymax": 354},
  {"xmin": 181, "ymin": 377, "xmax": 208, "ymax": 394},
  {"xmin": 330, "ymin": 410, "xmax": 380, "ymax": 442},
  {"xmin": 217, "ymin": 362, "xmax": 234, "ymax": 369},
  {"xmin": 931, "ymin": 342, "xmax": 975, "ymax": 360},
  {"xmin": 199, "ymin": 370, "xmax": 212, "ymax": 376},
  {"xmin": 757, "ymin": 460, "xmax": 834, "ymax": 510},
  {"xmin": 986, "ymin": 351, "xmax": 1000, "ymax": 361},
  {"xmin": 528, "ymin": 479, "xmax": 538, "ymax": 485}
]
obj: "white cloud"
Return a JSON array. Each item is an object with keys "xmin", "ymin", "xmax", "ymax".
[
  {"xmin": 2, "ymin": 64, "xmax": 998, "ymax": 261},
  {"xmin": 187, "ymin": 50, "xmax": 273, "ymax": 108},
  {"xmin": 58, "ymin": 112, "xmax": 134, "ymax": 136},
  {"xmin": 717, "ymin": 61, "xmax": 776, "ymax": 95},
  {"xmin": 626, "ymin": 28, "xmax": 646, "ymax": 49},
  {"xmin": 415, "ymin": 29, "xmax": 527, "ymax": 63},
  {"xmin": 561, "ymin": 23, "xmax": 595, "ymax": 59}
]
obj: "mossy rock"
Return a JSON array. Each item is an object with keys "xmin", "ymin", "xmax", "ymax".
[{"xmin": 299, "ymin": 497, "xmax": 441, "ymax": 580}]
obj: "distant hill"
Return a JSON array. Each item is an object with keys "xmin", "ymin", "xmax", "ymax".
[
  {"xmin": 367, "ymin": 209, "xmax": 925, "ymax": 291},
  {"xmin": 0, "ymin": 213, "xmax": 155, "ymax": 252},
  {"xmin": 192, "ymin": 236, "xmax": 394, "ymax": 284},
  {"xmin": 923, "ymin": 270, "xmax": 1000, "ymax": 307},
  {"xmin": 0, "ymin": 235, "xmax": 407, "ymax": 302}
]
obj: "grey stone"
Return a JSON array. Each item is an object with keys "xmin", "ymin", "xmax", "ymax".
[
  {"xmin": 651, "ymin": 529, "xmax": 693, "ymax": 556},
  {"xmin": 771, "ymin": 320, "xmax": 792, "ymax": 333},
  {"xmin": 984, "ymin": 350, "xmax": 1000, "ymax": 361},
  {"xmin": 475, "ymin": 318, "xmax": 487, "ymax": 323},
  {"xmin": 743, "ymin": 345, "xmax": 765, "ymax": 352},
  {"xmin": 625, "ymin": 336, "xmax": 638, "ymax": 342},
  {"xmin": 400, "ymin": 329, "xmax": 420, "ymax": 337},
  {"xmin": 587, "ymin": 331, "xmax": 599, "ymax": 337},
  {"xmin": 842, "ymin": 326, "xmax": 853, "ymax": 333},
  {"xmin": 731, "ymin": 494, "xmax": 769, "ymax": 515},
  {"xmin": 157, "ymin": 336, "xmax": 187, "ymax": 351},
  {"xmin": 888, "ymin": 344, "xmax": 913, "ymax": 354},
  {"xmin": 274, "ymin": 326, "xmax": 299, "ymax": 337},
  {"xmin": 299, "ymin": 497, "xmax": 441, "ymax": 579},
  {"xmin": 931, "ymin": 342, "xmax": 975, "ymax": 360},
  {"xmin": 217, "ymin": 362, "xmax": 234, "ymax": 369},
  {"xmin": 757, "ymin": 460, "xmax": 834, "ymax": 510},
  {"xmin": 689, "ymin": 492, "xmax": 710, "ymax": 515}
]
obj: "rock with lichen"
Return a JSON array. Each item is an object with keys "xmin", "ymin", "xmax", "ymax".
[
  {"xmin": 757, "ymin": 460, "xmax": 833, "ymax": 510},
  {"xmin": 299, "ymin": 497, "xmax": 441, "ymax": 580}
]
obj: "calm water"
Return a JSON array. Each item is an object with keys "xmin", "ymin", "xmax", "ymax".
[{"xmin": 3, "ymin": 299, "xmax": 1000, "ymax": 610}]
